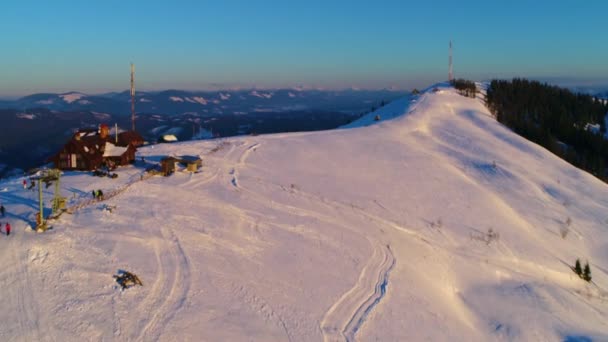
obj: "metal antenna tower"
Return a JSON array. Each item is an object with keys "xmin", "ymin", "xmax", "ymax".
[
  {"xmin": 131, "ymin": 63, "xmax": 136, "ymax": 131},
  {"xmin": 448, "ymin": 41, "xmax": 454, "ymax": 82}
]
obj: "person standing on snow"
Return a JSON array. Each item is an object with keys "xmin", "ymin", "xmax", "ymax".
[
  {"xmin": 22, "ymin": 179, "xmax": 27, "ymax": 189},
  {"xmin": 5, "ymin": 222, "xmax": 11, "ymax": 236},
  {"xmin": 0, "ymin": 204, "xmax": 5, "ymax": 217}
]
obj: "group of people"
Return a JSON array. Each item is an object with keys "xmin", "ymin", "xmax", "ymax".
[
  {"xmin": 92, "ymin": 189, "xmax": 104, "ymax": 201},
  {"xmin": 22, "ymin": 179, "xmax": 35, "ymax": 191}
]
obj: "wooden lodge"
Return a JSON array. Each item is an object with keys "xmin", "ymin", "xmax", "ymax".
[{"xmin": 49, "ymin": 124, "xmax": 144, "ymax": 171}]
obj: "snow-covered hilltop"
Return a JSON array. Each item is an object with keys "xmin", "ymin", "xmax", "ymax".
[{"xmin": 1, "ymin": 84, "xmax": 607, "ymax": 341}]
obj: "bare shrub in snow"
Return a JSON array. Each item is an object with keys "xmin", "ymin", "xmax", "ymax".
[
  {"xmin": 470, "ymin": 228, "xmax": 499, "ymax": 245},
  {"xmin": 429, "ymin": 218, "xmax": 443, "ymax": 229},
  {"xmin": 485, "ymin": 228, "xmax": 499, "ymax": 245},
  {"xmin": 560, "ymin": 217, "xmax": 571, "ymax": 239}
]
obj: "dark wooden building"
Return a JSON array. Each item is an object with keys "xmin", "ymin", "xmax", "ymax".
[
  {"xmin": 49, "ymin": 124, "xmax": 141, "ymax": 171},
  {"xmin": 118, "ymin": 131, "xmax": 144, "ymax": 147}
]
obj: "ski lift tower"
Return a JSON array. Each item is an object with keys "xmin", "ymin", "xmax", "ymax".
[{"xmin": 30, "ymin": 169, "xmax": 65, "ymax": 232}]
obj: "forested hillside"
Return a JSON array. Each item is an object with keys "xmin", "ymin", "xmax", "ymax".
[{"xmin": 487, "ymin": 79, "xmax": 608, "ymax": 181}]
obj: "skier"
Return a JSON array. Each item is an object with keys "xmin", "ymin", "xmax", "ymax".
[
  {"xmin": 5, "ymin": 222, "xmax": 11, "ymax": 236},
  {"xmin": 0, "ymin": 204, "xmax": 5, "ymax": 217},
  {"xmin": 22, "ymin": 179, "xmax": 27, "ymax": 189},
  {"xmin": 97, "ymin": 189, "xmax": 104, "ymax": 200}
]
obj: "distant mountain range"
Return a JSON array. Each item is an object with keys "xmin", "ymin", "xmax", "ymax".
[
  {"xmin": 0, "ymin": 89, "xmax": 404, "ymax": 177},
  {"xmin": 0, "ymin": 88, "xmax": 404, "ymax": 116}
]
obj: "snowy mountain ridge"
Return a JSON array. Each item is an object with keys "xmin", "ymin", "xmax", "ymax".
[{"xmin": 1, "ymin": 83, "xmax": 607, "ymax": 341}]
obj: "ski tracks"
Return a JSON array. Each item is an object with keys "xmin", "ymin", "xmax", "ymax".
[
  {"xmin": 212, "ymin": 140, "xmax": 404, "ymax": 341},
  {"xmin": 132, "ymin": 227, "xmax": 192, "ymax": 341},
  {"xmin": 320, "ymin": 243, "xmax": 395, "ymax": 342},
  {"xmin": 221, "ymin": 141, "xmax": 260, "ymax": 190}
]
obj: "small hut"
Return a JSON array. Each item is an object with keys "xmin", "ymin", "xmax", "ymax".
[
  {"xmin": 159, "ymin": 155, "xmax": 202, "ymax": 176},
  {"xmin": 180, "ymin": 155, "xmax": 202, "ymax": 172},
  {"xmin": 160, "ymin": 157, "xmax": 179, "ymax": 176}
]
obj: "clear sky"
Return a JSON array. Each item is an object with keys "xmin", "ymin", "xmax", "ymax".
[{"xmin": 1, "ymin": 0, "xmax": 607, "ymax": 97}]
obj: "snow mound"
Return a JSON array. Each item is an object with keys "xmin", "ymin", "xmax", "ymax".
[
  {"xmin": 60, "ymin": 92, "xmax": 86, "ymax": 103},
  {"xmin": 191, "ymin": 96, "xmax": 207, "ymax": 105},
  {"xmin": 250, "ymin": 90, "xmax": 273, "ymax": 99}
]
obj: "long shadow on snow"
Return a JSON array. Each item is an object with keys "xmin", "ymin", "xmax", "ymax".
[{"xmin": 0, "ymin": 189, "xmax": 40, "ymax": 211}]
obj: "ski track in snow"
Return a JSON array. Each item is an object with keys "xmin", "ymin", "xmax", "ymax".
[
  {"xmin": 343, "ymin": 245, "xmax": 395, "ymax": 342},
  {"xmin": 222, "ymin": 140, "xmax": 405, "ymax": 341},
  {"xmin": 320, "ymin": 244, "xmax": 395, "ymax": 342},
  {"xmin": 136, "ymin": 227, "xmax": 191, "ymax": 341}
]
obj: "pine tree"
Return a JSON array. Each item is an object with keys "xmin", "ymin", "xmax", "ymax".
[
  {"xmin": 574, "ymin": 259, "xmax": 582, "ymax": 276},
  {"xmin": 583, "ymin": 262, "xmax": 592, "ymax": 282}
]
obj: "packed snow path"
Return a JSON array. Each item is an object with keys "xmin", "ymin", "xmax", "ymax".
[{"xmin": 1, "ymin": 84, "xmax": 608, "ymax": 340}]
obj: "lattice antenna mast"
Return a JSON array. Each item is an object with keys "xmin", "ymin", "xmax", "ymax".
[
  {"xmin": 448, "ymin": 40, "xmax": 454, "ymax": 82},
  {"xmin": 130, "ymin": 63, "xmax": 136, "ymax": 131}
]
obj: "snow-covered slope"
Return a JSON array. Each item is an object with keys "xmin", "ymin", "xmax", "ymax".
[{"xmin": 1, "ymin": 84, "xmax": 608, "ymax": 341}]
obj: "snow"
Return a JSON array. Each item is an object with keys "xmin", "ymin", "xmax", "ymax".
[
  {"xmin": 139, "ymin": 98, "xmax": 152, "ymax": 103},
  {"xmin": 16, "ymin": 113, "xmax": 36, "ymax": 120},
  {"xmin": 161, "ymin": 134, "xmax": 178, "ymax": 142},
  {"xmin": 92, "ymin": 112, "xmax": 111, "ymax": 121},
  {"xmin": 36, "ymin": 99, "xmax": 54, "ymax": 105},
  {"xmin": 169, "ymin": 96, "xmax": 184, "ymax": 102},
  {"xmin": 78, "ymin": 99, "xmax": 92, "ymax": 105},
  {"xmin": 78, "ymin": 131, "xmax": 97, "ymax": 139},
  {"xmin": 60, "ymin": 93, "xmax": 86, "ymax": 103},
  {"xmin": 1, "ymin": 83, "xmax": 608, "ymax": 341},
  {"xmin": 219, "ymin": 93, "xmax": 231, "ymax": 101},
  {"xmin": 340, "ymin": 95, "xmax": 413, "ymax": 128},
  {"xmin": 191, "ymin": 96, "xmax": 207, "ymax": 105},
  {"xmin": 250, "ymin": 90, "xmax": 273, "ymax": 99},
  {"xmin": 584, "ymin": 123, "xmax": 601, "ymax": 135},
  {"xmin": 102, "ymin": 142, "xmax": 128, "ymax": 157}
]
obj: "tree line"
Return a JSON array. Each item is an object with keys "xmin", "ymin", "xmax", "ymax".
[
  {"xmin": 486, "ymin": 78, "xmax": 608, "ymax": 181},
  {"xmin": 451, "ymin": 79, "xmax": 477, "ymax": 98}
]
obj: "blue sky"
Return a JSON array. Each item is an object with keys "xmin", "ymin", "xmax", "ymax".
[{"xmin": 1, "ymin": 0, "xmax": 606, "ymax": 97}]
